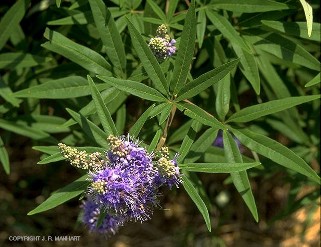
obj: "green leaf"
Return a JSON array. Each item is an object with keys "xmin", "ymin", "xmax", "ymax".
[
  {"xmin": 56, "ymin": 0, "xmax": 61, "ymax": 7},
  {"xmin": 0, "ymin": 0, "xmax": 29, "ymax": 50},
  {"xmin": 261, "ymin": 21, "xmax": 320, "ymax": 42},
  {"xmin": 0, "ymin": 78, "xmax": 21, "ymax": 107},
  {"xmin": 48, "ymin": 12, "xmax": 92, "ymax": 25},
  {"xmin": 28, "ymin": 175, "xmax": 89, "ymax": 215},
  {"xmin": 231, "ymin": 128, "xmax": 321, "ymax": 184},
  {"xmin": 66, "ymin": 108, "xmax": 108, "ymax": 148},
  {"xmin": 170, "ymin": 2, "xmax": 196, "ymax": 94},
  {"xmin": 146, "ymin": 0, "xmax": 167, "ymax": 21},
  {"xmin": 206, "ymin": 10, "xmax": 251, "ymax": 53},
  {"xmin": 89, "ymin": 0, "xmax": 126, "ymax": 73},
  {"xmin": 127, "ymin": 21, "xmax": 168, "ymax": 95},
  {"xmin": 305, "ymin": 73, "xmax": 320, "ymax": 87},
  {"xmin": 245, "ymin": 31, "xmax": 320, "ymax": 71},
  {"xmin": 176, "ymin": 59, "xmax": 239, "ymax": 101},
  {"xmin": 115, "ymin": 104, "xmax": 126, "ymax": 134},
  {"xmin": 209, "ymin": 0, "xmax": 292, "ymax": 13},
  {"xmin": 147, "ymin": 129, "xmax": 162, "ymax": 153},
  {"xmin": 88, "ymin": 75, "xmax": 118, "ymax": 136},
  {"xmin": 0, "ymin": 137, "xmax": 10, "ymax": 174},
  {"xmin": 197, "ymin": 9, "xmax": 206, "ymax": 48},
  {"xmin": 0, "ymin": 53, "xmax": 51, "ymax": 69},
  {"xmin": 179, "ymin": 162, "xmax": 260, "ymax": 173},
  {"xmin": 97, "ymin": 76, "xmax": 166, "ymax": 102},
  {"xmin": 227, "ymin": 95, "xmax": 320, "ymax": 123},
  {"xmin": 37, "ymin": 152, "xmax": 64, "ymax": 165},
  {"xmin": 215, "ymin": 75, "xmax": 230, "ymax": 121},
  {"xmin": 129, "ymin": 104, "xmax": 155, "ymax": 138},
  {"xmin": 14, "ymin": 76, "xmax": 110, "ymax": 99},
  {"xmin": 167, "ymin": 0, "xmax": 179, "ymax": 21},
  {"xmin": 182, "ymin": 174, "xmax": 211, "ymax": 232},
  {"xmin": 178, "ymin": 102, "xmax": 225, "ymax": 129},
  {"xmin": 0, "ymin": 119, "xmax": 51, "ymax": 140},
  {"xmin": 232, "ymin": 45, "xmax": 260, "ymax": 94},
  {"xmin": 178, "ymin": 120, "xmax": 202, "ymax": 163},
  {"xmin": 42, "ymin": 28, "xmax": 112, "ymax": 75},
  {"xmin": 223, "ymin": 131, "xmax": 258, "ymax": 222},
  {"xmin": 299, "ymin": 0, "xmax": 313, "ymax": 37},
  {"xmin": 184, "ymin": 128, "xmax": 218, "ymax": 163},
  {"xmin": 158, "ymin": 103, "xmax": 172, "ymax": 125},
  {"xmin": 33, "ymin": 146, "xmax": 59, "ymax": 155}
]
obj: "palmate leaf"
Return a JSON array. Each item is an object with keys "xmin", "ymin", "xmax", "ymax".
[
  {"xmin": 223, "ymin": 131, "xmax": 258, "ymax": 222},
  {"xmin": 227, "ymin": 95, "xmax": 320, "ymax": 123},
  {"xmin": 182, "ymin": 174, "xmax": 211, "ymax": 232},
  {"xmin": 28, "ymin": 175, "xmax": 89, "ymax": 215},
  {"xmin": 89, "ymin": 0, "xmax": 126, "ymax": 75},
  {"xmin": 179, "ymin": 162, "xmax": 260, "ymax": 173},
  {"xmin": 97, "ymin": 76, "xmax": 166, "ymax": 102},
  {"xmin": 66, "ymin": 109, "xmax": 108, "ymax": 148},
  {"xmin": 14, "ymin": 76, "xmax": 110, "ymax": 99},
  {"xmin": 170, "ymin": 2, "xmax": 196, "ymax": 94},
  {"xmin": 42, "ymin": 28, "xmax": 112, "ymax": 76},
  {"xmin": 176, "ymin": 59, "xmax": 239, "ymax": 101},
  {"xmin": 0, "ymin": 0, "xmax": 29, "ymax": 50},
  {"xmin": 0, "ymin": 136, "xmax": 10, "ymax": 174},
  {"xmin": 209, "ymin": 0, "xmax": 292, "ymax": 13},
  {"xmin": 87, "ymin": 75, "xmax": 118, "ymax": 136},
  {"xmin": 127, "ymin": 21, "xmax": 168, "ymax": 95},
  {"xmin": 231, "ymin": 128, "xmax": 320, "ymax": 184}
]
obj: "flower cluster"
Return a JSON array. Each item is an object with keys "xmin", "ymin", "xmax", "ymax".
[
  {"xmin": 58, "ymin": 135, "xmax": 181, "ymax": 235},
  {"xmin": 148, "ymin": 24, "xmax": 176, "ymax": 61}
]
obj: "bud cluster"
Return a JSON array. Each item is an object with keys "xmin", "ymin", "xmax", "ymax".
[{"xmin": 148, "ymin": 24, "xmax": 176, "ymax": 61}]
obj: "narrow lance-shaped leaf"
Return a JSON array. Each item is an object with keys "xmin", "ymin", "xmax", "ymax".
[
  {"xmin": 28, "ymin": 175, "xmax": 89, "ymax": 215},
  {"xmin": 0, "ymin": 0, "xmax": 29, "ymax": 50},
  {"xmin": 197, "ymin": 9, "xmax": 206, "ymax": 48},
  {"xmin": 88, "ymin": 0, "xmax": 126, "ymax": 74},
  {"xmin": 129, "ymin": 104, "xmax": 155, "ymax": 138},
  {"xmin": 14, "ymin": 76, "xmax": 111, "ymax": 99},
  {"xmin": 299, "ymin": 0, "xmax": 313, "ymax": 37},
  {"xmin": 42, "ymin": 28, "xmax": 112, "ymax": 75},
  {"xmin": 206, "ymin": 10, "xmax": 251, "ymax": 53},
  {"xmin": 170, "ymin": 2, "xmax": 196, "ymax": 94},
  {"xmin": 223, "ymin": 130, "xmax": 259, "ymax": 222},
  {"xmin": 176, "ymin": 59, "xmax": 239, "ymax": 101},
  {"xmin": 182, "ymin": 174, "xmax": 211, "ymax": 232},
  {"xmin": 215, "ymin": 75, "xmax": 230, "ymax": 121},
  {"xmin": 227, "ymin": 95, "xmax": 320, "ymax": 123},
  {"xmin": 66, "ymin": 108, "xmax": 108, "ymax": 148},
  {"xmin": 146, "ymin": 0, "xmax": 167, "ymax": 21},
  {"xmin": 97, "ymin": 76, "xmax": 166, "ymax": 102},
  {"xmin": 232, "ymin": 44, "xmax": 260, "ymax": 94},
  {"xmin": 127, "ymin": 21, "xmax": 168, "ymax": 95},
  {"xmin": 305, "ymin": 73, "xmax": 320, "ymax": 87},
  {"xmin": 88, "ymin": 75, "xmax": 118, "ymax": 136},
  {"xmin": 0, "ymin": 137, "xmax": 10, "ymax": 174},
  {"xmin": 178, "ymin": 120, "xmax": 202, "ymax": 163},
  {"xmin": 0, "ymin": 53, "xmax": 52, "ymax": 69},
  {"xmin": 231, "ymin": 128, "xmax": 320, "ymax": 184},
  {"xmin": 177, "ymin": 101, "xmax": 225, "ymax": 129},
  {"xmin": 179, "ymin": 162, "xmax": 260, "ymax": 173}
]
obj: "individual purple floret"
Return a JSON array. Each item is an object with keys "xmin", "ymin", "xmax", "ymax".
[
  {"xmin": 81, "ymin": 199, "xmax": 124, "ymax": 235},
  {"xmin": 213, "ymin": 130, "xmax": 243, "ymax": 152}
]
